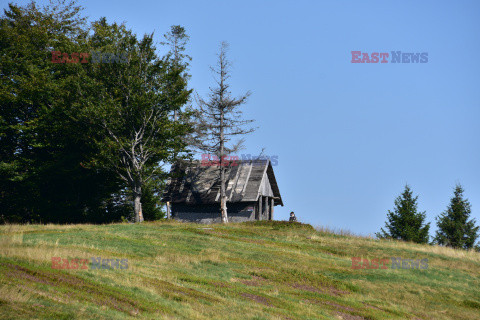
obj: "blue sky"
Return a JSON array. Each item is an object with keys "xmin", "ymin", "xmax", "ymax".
[{"xmin": 16, "ymin": 0, "xmax": 480, "ymax": 236}]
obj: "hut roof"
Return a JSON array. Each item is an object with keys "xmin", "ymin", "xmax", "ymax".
[{"xmin": 162, "ymin": 159, "xmax": 283, "ymax": 206}]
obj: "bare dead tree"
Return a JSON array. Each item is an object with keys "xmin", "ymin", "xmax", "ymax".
[{"xmin": 191, "ymin": 42, "xmax": 255, "ymax": 223}]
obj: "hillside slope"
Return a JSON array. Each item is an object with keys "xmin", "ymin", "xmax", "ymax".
[{"xmin": 0, "ymin": 221, "xmax": 479, "ymax": 319}]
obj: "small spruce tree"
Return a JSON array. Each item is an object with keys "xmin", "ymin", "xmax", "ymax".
[
  {"xmin": 376, "ymin": 185, "xmax": 430, "ymax": 243},
  {"xmin": 434, "ymin": 184, "xmax": 479, "ymax": 250}
]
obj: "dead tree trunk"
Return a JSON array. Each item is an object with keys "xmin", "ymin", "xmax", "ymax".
[
  {"xmin": 166, "ymin": 201, "xmax": 171, "ymax": 219},
  {"xmin": 133, "ymin": 183, "xmax": 143, "ymax": 223},
  {"xmin": 220, "ymin": 106, "xmax": 228, "ymax": 223}
]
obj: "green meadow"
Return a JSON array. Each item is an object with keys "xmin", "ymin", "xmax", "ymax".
[{"xmin": 0, "ymin": 221, "xmax": 479, "ymax": 319}]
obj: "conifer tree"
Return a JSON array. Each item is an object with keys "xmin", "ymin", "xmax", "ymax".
[
  {"xmin": 376, "ymin": 185, "xmax": 430, "ymax": 243},
  {"xmin": 434, "ymin": 184, "xmax": 479, "ymax": 250}
]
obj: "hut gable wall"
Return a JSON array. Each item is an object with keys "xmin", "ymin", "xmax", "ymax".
[{"xmin": 259, "ymin": 172, "xmax": 274, "ymax": 198}]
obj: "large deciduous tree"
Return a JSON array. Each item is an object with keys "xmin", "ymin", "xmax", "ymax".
[
  {"xmin": 0, "ymin": 1, "xmax": 192, "ymax": 223},
  {"xmin": 0, "ymin": 1, "xmax": 123, "ymax": 223},
  {"xmin": 82, "ymin": 19, "xmax": 191, "ymax": 222}
]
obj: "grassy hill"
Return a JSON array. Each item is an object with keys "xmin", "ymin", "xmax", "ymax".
[{"xmin": 0, "ymin": 221, "xmax": 479, "ymax": 320}]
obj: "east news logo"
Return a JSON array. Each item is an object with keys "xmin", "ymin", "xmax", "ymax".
[
  {"xmin": 351, "ymin": 51, "xmax": 428, "ymax": 63},
  {"xmin": 51, "ymin": 51, "xmax": 128, "ymax": 64},
  {"xmin": 351, "ymin": 257, "xmax": 429, "ymax": 269},
  {"xmin": 51, "ymin": 257, "xmax": 128, "ymax": 270}
]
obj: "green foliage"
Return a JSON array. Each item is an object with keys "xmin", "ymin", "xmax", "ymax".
[
  {"xmin": 0, "ymin": 1, "xmax": 123, "ymax": 223},
  {"xmin": 161, "ymin": 25, "xmax": 192, "ymax": 73},
  {"xmin": 0, "ymin": 1, "xmax": 191, "ymax": 223},
  {"xmin": 79, "ymin": 18, "xmax": 192, "ymax": 222},
  {"xmin": 376, "ymin": 185, "xmax": 430, "ymax": 243},
  {"xmin": 434, "ymin": 184, "xmax": 479, "ymax": 250},
  {"xmin": 141, "ymin": 179, "xmax": 166, "ymax": 221}
]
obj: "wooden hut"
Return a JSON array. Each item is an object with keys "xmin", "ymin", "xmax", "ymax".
[{"xmin": 162, "ymin": 159, "xmax": 283, "ymax": 223}]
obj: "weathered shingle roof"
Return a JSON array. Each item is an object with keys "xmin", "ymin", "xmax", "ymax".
[{"xmin": 162, "ymin": 160, "xmax": 283, "ymax": 206}]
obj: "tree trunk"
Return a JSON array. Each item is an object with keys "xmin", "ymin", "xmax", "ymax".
[
  {"xmin": 220, "ymin": 194, "xmax": 228, "ymax": 223},
  {"xmin": 134, "ymin": 184, "xmax": 143, "ymax": 223},
  {"xmin": 219, "ymin": 85, "xmax": 228, "ymax": 223},
  {"xmin": 220, "ymin": 158, "xmax": 228, "ymax": 223}
]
